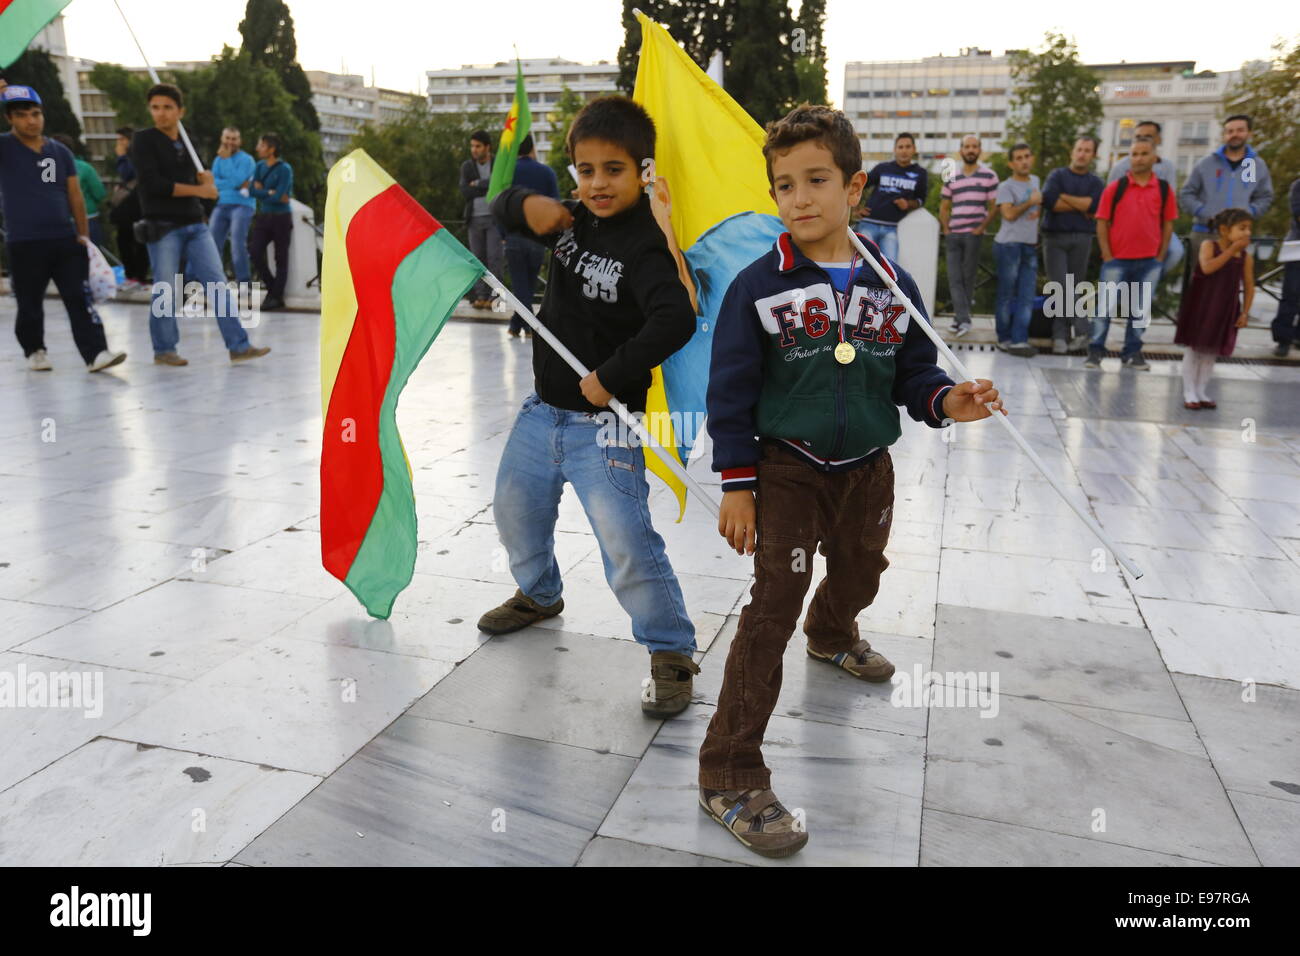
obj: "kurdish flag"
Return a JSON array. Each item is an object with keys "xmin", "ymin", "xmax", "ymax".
[
  {"xmin": 321, "ymin": 150, "xmax": 484, "ymax": 619},
  {"xmin": 1, "ymin": 0, "xmax": 73, "ymax": 67},
  {"xmin": 486, "ymin": 59, "xmax": 532, "ymax": 201},
  {"xmin": 632, "ymin": 10, "xmax": 783, "ymax": 519}
]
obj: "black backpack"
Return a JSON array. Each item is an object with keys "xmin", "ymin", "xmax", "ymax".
[{"xmin": 1112, "ymin": 174, "xmax": 1170, "ymax": 220}]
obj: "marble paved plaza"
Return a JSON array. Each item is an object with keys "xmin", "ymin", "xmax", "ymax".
[{"xmin": 1, "ymin": 298, "xmax": 1298, "ymax": 867}]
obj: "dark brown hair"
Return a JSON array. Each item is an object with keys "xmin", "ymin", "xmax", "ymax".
[
  {"xmin": 566, "ymin": 95, "xmax": 656, "ymax": 167},
  {"xmin": 762, "ymin": 103, "xmax": 861, "ymax": 185},
  {"xmin": 1210, "ymin": 207, "xmax": 1252, "ymax": 232},
  {"xmin": 146, "ymin": 83, "xmax": 183, "ymax": 107}
]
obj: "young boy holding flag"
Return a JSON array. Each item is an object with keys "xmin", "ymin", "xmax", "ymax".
[
  {"xmin": 700, "ymin": 105, "xmax": 1005, "ymax": 857},
  {"xmin": 480, "ymin": 96, "xmax": 701, "ymax": 716}
]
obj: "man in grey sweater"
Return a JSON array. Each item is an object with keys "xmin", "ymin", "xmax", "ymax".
[{"xmin": 1179, "ymin": 114, "xmax": 1274, "ymax": 268}]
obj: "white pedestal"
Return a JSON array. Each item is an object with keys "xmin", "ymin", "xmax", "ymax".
[
  {"xmin": 283, "ymin": 198, "xmax": 321, "ymax": 310},
  {"xmin": 897, "ymin": 208, "xmax": 939, "ymax": 318}
]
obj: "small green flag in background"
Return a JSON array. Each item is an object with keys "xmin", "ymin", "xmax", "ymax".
[{"xmin": 486, "ymin": 59, "xmax": 532, "ymax": 201}]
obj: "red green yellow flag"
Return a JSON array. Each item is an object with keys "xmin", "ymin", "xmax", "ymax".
[
  {"xmin": 486, "ymin": 59, "xmax": 532, "ymax": 201},
  {"xmin": 0, "ymin": 0, "xmax": 73, "ymax": 67},
  {"xmin": 320, "ymin": 149, "xmax": 484, "ymax": 619}
]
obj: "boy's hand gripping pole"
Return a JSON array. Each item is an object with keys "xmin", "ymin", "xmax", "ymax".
[{"xmin": 481, "ymin": 271, "xmax": 722, "ymax": 519}]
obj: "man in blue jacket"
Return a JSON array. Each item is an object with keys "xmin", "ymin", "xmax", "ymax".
[
  {"xmin": 1179, "ymin": 115, "xmax": 1273, "ymax": 266},
  {"xmin": 209, "ymin": 126, "xmax": 256, "ymax": 286},
  {"xmin": 249, "ymin": 132, "xmax": 294, "ymax": 311},
  {"xmin": 503, "ymin": 135, "xmax": 558, "ymax": 336}
]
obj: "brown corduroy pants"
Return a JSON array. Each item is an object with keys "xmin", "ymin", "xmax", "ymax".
[{"xmin": 699, "ymin": 442, "xmax": 895, "ymax": 790}]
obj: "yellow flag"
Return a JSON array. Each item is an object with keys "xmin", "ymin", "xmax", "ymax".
[{"xmin": 632, "ymin": 10, "xmax": 779, "ymax": 520}]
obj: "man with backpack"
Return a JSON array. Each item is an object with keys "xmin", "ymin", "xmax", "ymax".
[{"xmin": 1086, "ymin": 136, "xmax": 1177, "ymax": 371}]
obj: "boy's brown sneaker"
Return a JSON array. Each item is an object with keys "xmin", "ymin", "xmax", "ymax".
[
  {"xmin": 476, "ymin": 588, "xmax": 564, "ymax": 635},
  {"xmin": 231, "ymin": 346, "xmax": 272, "ymax": 363},
  {"xmin": 641, "ymin": 651, "xmax": 699, "ymax": 717},
  {"xmin": 807, "ymin": 638, "xmax": 895, "ymax": 682},
  {"xmin": 699, "ymin": 787, "xmax": 808, "ymax": 858},
  {"xmin": 153, "ymin": 352, "xmax": 189, "ymax": 366}
]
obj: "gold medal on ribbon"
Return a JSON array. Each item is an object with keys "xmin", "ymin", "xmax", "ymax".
[{"xmin": 834, "ymin": 341, "xmax": 855, "ymax": 365}]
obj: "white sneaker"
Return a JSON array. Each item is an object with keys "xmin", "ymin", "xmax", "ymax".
[
  {"xmin": 27, "ymin": 349, "xmax": 52, "ymax": 371},
  {"xmin": 87, "ymin": 349, "xmax": 127, "ymax": 372}
]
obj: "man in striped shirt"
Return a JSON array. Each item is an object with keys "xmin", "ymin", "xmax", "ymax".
[{"xmin": 940, "ymin": 135, "xmax": 999, "ymax": 335}]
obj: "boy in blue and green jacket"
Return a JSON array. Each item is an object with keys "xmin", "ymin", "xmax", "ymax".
[{"xmin": 698, "ymin": 105, "xmax": 1006, "ymax": 858}]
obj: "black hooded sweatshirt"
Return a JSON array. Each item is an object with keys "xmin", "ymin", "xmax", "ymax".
[{"xmin": 490, "ymin": 186, "xmax": 695, "ymax": 413}]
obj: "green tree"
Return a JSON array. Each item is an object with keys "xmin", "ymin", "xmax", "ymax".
[
  {"xmin": 349, "ymin": 107, "xmax": 499, "ymax": 241},
  {"xmin": 1224, "ymin": 36, "xmax": 1300, "ymax": 238},
  {"xmin": 1004, "ymin": 32, "xmax": 1102, "ymax": 181},
  {"xmin": 617, "ymin": 0, "xmax": 806, "ymax": 126},
  {"xmin": 545, "ymin": 85, "xmax": 585, "ymax": 196},
  {"xmin": 86, "ymin": 63, "xmax": 154, "ymax": 129},
  {"xmin": 792, "ymin": 0, "xmax": 827, "ymax": 105},
  {"xmin": 238, "ymin": 0, "xmax": 320, "ymax": 133},
  {"xmin": 3, "ymin": 48, "xmax": 84, "ymax": 151}
]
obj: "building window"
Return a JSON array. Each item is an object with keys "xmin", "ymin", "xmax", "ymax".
[
  {"xmin": 954, "ymin": 88, "xmax": 979, "ymax": 96},
  {"xmin": 981, "ymin": 87, "xmax": 1006, "ymax": 95}
]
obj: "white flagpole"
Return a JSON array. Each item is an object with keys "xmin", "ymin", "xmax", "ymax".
[
  {"xmin": 111, "ymin": 0, "xmax": 205, "ymax": 172},
  {"xmin": 845, "ymin": 227, "xmax": 1144, "ymax": 579},
  {"xmin": 481, "ymin": 271, "xmax": 721, "ymax": 519}
]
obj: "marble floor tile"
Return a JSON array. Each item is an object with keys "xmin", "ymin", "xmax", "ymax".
[
  {"xmin": 0, "ymin": 536, "xmax": 198, "ymax": 610},
  {"xmin": 412, "ymin": 520, "xmax": 596, "ymax": 587},
  {"xmin": 1137, "ymin": 598, "xmax": 1299, "ymax": 689},
  {"xmin": 1171, "ymin": 674, "xmax": 1300, "ymax": 803},
  {"xmin": 1091, "ymin": 503, "xmax": 1286, "ymax": 558},
  {"xmin": 109, "ymin": 637, "xmax": 455, "ymax": 775},
  {"xmin": 920, "ymin": 809, "xmax": 1218, "ymax": 866},
  {"xmin": 18, "ymin": 580, "xmax": 323, "ymax": 680},
  {"xmin": 577, "ymin": 836, "xmax": 746, "ymax": 866},
  {"xmin": 942, "ymin": 505, "xmax": 1110, "ymax": 562},
  {"xmin": 0, "ymin": 651, "xmax": 185, "ymax": 793},
  {"xmin": 1126, "ymin": 545, "xmax": 1298, "ymax": 614},
  {"xmin": 938, "ymin": 549, "xmax": 1142, "ymax": 628},
  {"xmin": 1224, "ymin": 792, "xmax": 1300, "ymax": 866},
  {"xmin": 598, "ymin": 708, "xmax": 925, "ymax": 866},
  {"xmin": 932, "ymin": 605, "xmax": 1184, "ymax": 719},
  {"xmin": 944, "ymin": 474, "xmax": 1088, "ymax": 517},
  {"xmin": 190, "ymin": 529, "xmax": 341, "ymax": 600},
  {"xmin": 0, "ymin": 600, "xmax": 89, "ymax": 652},
  {"xmin": 924, "ymin": 694, "xmax": 1256, "ymax": 865},
  {"xmin": 0, "ymin": 737, "xmax": 320, "ymax": 866},
  {"xmin": 233, "ymin": 715, "xmax": 635, "ymax": 866},
  {"xmin": 409, "ymin": 627, "xmax": 672, "ymax": 756}
]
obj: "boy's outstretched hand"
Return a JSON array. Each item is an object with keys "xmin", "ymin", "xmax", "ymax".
[
  {"xmin": 719, "ymin": 490, "xmax": 757, "ymax": 556},
  {"xmin": 522, "ymin": 194, "xmax": 574, "ymax": 235},
  {"xmin": 942, "ymin": 379, "xmax": 1007, "ymax": 422}
]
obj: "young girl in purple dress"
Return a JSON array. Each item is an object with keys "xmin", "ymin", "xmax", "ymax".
[{"xmin": 1175, "ymin": 208, "xmax": 1255, "ymax": 410}]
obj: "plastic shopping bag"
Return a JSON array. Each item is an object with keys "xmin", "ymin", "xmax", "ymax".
[{"xmin": 86, "ymin": 242, "xmax": 119, "ymax": 302}]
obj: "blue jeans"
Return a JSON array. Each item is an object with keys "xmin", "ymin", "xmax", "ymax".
[
  {"xmin": 146, "ymin": 222, "xmax": 250, "ymax": 355},
  {"xmin": 493, "ymin": 393, "xmax": 696, "ymax": 655},
  {"xmin": 859, "ymin": 220, "xmax": 899, "ymax": 262},
  {"xmin": 994, "ymin": 240, "xmax": 1037, "ymax": 344},
  {"xmin": 208, "ymin": 203, "xmax": 255, "ymax": 283},
  {"xmin": 1090, "ymin": 257, "xmax": 1161, "ymax": 359}
]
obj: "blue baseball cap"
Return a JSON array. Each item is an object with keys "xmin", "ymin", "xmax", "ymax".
[{"xmin": 2, "ymin": 85, "xmax": 43, "ymax": 108}]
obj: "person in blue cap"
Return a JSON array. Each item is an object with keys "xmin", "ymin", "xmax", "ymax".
[{"xmin": 0, "ymin": 84, "xmax": 126, "ymax": 372}]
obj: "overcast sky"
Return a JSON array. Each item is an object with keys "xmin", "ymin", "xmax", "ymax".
[{"xmin": 59, "ymin": 0, "xmax": 1280, "ymax": 102}]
